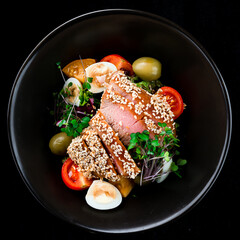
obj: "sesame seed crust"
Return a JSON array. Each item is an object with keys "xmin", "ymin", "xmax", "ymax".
[
  {"xmin": 150, "ymin": 94, "xmax": 175, "ymax": 122},
  {"xmin": 67, "ymin": 136, "xmax": 95, "ymax": 179},
  {"xmin": 83, "ymin": 128, "xmax": 120, "ymax": 182},
  {"xmin": 103, "ymin": 71, "xmax": 176, "ymax": 136},
  {"xmin": 102, "ymin": 85, "xmax": 174, "ymax": 139},
  {"xmin": 89, "ymin": 110, "xmax": 141, "ymax": 179},
  {"xmin": 67, "ymin": 127, "xmax": 120, "ymax": 182},
  {"xmin": 107, "ymin": 71, "xmax": 175, "ymax": 123}
]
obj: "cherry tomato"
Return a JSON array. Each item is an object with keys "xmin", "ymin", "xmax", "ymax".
[
  {"xmin": 61, "ymin": 158, "xmax": 93, "ymax": 190},
  {"xmin": 160, "ymin": 86, "xmax": 184, "ymax": 119},
  {"xmin": 100, "ymin": 54, "xmax": 134, "ymax": 76}
]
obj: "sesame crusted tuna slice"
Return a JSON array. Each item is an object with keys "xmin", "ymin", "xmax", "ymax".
[
  {"xmin": 107, "ymin": 71, "xmax": 152, "ymax": 103},
  {"xmin": 89, "ymin": 110, "xmax": 141, "ymax": 179},
  {"xmin": 100, "ymin": 88, "xmax": 163, "ymax": 145},
  {"xmin": 100, "ymin": 89, "xmax": 147, "ymax": 145},
  {"xmin": 67, "ymin": 135, "xmax": 95, "ymax": 179},
  {"xmin": 67, "ymin": 128, "xmax": 119, "ymax": 182},
  {"xmin": 107, "ymin": 71, "xmax": 175, "ymax": 131},
  {"xmin": 82, "ymin": 127, "xmax": 120, "ymax": 182}
]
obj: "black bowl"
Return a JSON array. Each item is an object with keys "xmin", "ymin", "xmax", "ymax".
[{"xmin": 8, "ymin": 9, "xmax": 232, "ymax": 233}]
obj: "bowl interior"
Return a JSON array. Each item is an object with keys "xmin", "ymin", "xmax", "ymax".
[{"xmin": 8, "ymin": 10, "xmax": 231, "ymax": 233}]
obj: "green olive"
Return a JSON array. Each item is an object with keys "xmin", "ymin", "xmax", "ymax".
[
  {"xmin": 132, "ymin": 57, "xmax": 162, "ymax": 81},
  {"xmin": 49, "ymin": 132, "xmax": 73, "ymax": 156}
]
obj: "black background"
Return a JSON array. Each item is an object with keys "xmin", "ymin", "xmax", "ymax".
[{"xmin": 3, "ymin": 0, "xmax": 239, "ymax": 239}]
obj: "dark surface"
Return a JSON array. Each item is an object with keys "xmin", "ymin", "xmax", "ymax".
[{"xmin": 3, "ymin": 0, "xmax": 239, "ymax": 239}]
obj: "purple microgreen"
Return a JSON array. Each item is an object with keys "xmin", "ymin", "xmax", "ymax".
[{"xmin": 128, "ymin": 126, "xmax": 186, "ymax": 185}]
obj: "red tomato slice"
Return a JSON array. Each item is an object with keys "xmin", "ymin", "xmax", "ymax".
[
  {"xmin": 100, "ymin": 54, "xmax": 134, "ymax": 76},
  {"xmin": 61, "ymin": 158, "xmax": 93, "ymax": 190},
  {"xmin": 160, "ymin": 86, "xmax": 184, "ymax": 119}
]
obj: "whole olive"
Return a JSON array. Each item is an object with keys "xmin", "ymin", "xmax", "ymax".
[
  {"xmin": 49, "ymin": 132, "xmax": 73, "ymax": 156},
  {"xmin": 132, "ymin": 57, "xmax": 162, "ymax": 81}
]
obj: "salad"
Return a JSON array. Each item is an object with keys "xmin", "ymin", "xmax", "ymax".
[{"xmin": 49, "ymin": 54, "xmax": 187, "ymax": 210}]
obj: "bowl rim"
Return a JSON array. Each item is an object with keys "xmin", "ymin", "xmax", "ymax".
[{"xmin": 7, "ymin": 9, "xmax": 232, "ymax": 233}]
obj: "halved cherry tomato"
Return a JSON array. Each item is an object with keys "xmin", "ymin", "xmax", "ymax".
[
  {"xmin": 159, "ymin": 86, "xmax": 184, "ymax": 119},
  {"xmin": 61, "ymin": 158, "xmax": 93, "ymax": 190},
  {"xmin": 100, "ymin": 54, "xmax": 134, "ymax": 76}
]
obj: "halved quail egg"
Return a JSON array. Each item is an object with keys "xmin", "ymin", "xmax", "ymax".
[
  {"xmin": 85, "ymin": 62, "xmax": 117, "ymax": 93},
  {"xmin": 63, "ymin": 77, "xmax": 82, "ymax": 106},
  {"xmin": 85, "ymin": 180, "xmax": 122, "ymax": 210}
]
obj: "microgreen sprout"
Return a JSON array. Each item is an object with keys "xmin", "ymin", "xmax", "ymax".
[
  {"xmin": 56, "ymin": 61, "xmax": 66, "ymax": 82},
  {"xmin": 128, "ymin": 123, "xmax": 187, "ymax": 185},
  {"xmin": 129, "ymin": 76, "xmax": 163, "ymax": 94},
  {"xmin": 52, "ymin": 59, "xmax": 99, "ymax": 137}
]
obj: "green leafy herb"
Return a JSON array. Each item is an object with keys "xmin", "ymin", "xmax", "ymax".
[
  {"xmin": 54, "ymin": 94, "xmax": 92, "ymax": 137},
  {"xmin": 177, "ymin": 159, "xmax": 187, "ymax": 166},
  {"xmin": 82, "ymin": 82, "xmax": 91, "ymax": 90},
  {"xmin": 60, "ymin": 116, "xmax": 90, "ymax": 137},
  {"xmin": 68, "ymin": 82, "xmax": 73, "ymax": 87},
  {"xmin": 128, "ymin": 125, "xmax": 186, "ymax": 185},
  {"xmin": 171, "ymin": 162, "xmax": 179, "ymax": 172},
  {"xmin": 128, "ymin": 76, "xmax": 163, "ymax": 94},
  {"xmin": 56, "ymin": 61, "xmax": 61, "ymax": 69},
  {"xmin": 79, "ymin": 83, "xmax": 93, "ymax": 106},
  {"xmin": 87, "ymin": 77, "xmax": 93, "ymax": 83}
]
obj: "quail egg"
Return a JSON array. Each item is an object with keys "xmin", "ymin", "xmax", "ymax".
[
  {"xmin": 63, "ymin": 77, "xmax": 82, "ymax": 106},
  {"xmin": 85, "ymin": 62, "xmax": 117, "ymax": 93},
  {"xmin": 85, "ymin": 180, "xmax": 122, "ymax": 210}
]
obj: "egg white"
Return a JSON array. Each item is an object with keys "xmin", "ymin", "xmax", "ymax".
[
  {"xmin": 85, "ymin": 62, "xmax": 117, "ymax": 93},
  {"xmin": 63, "ymin": 77, "xmax": 82, "ymax": 106},
  {"xmin": 85, "ymin": 180, "xmax": 122, "ymax": 210}
]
